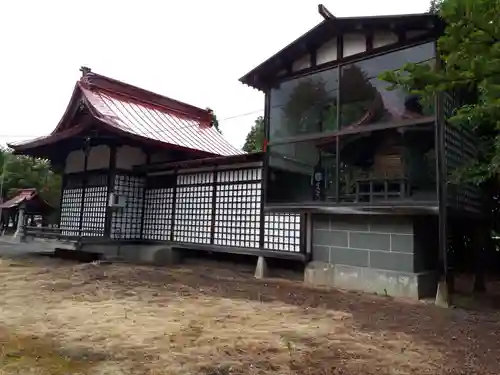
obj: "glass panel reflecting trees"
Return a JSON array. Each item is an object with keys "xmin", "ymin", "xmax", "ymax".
[
  {"xmin": 267, "ymin": 140, "xmax": 337, "ymax": 203},
  {"xmin": 266, "ymin": 42, "xmax": 437, "ymax": 205},
  {"xmin": 269, "ymin": 68, "xmax": 339, "ymax": 142},
  {"xmin": 340, "ymin": 42, "xmax": 435, "ymax": 128}
]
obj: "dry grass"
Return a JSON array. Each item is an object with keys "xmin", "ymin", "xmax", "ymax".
[{"xmin": 0, "ymin": 255, "xmax": 498, "ymax": 374}]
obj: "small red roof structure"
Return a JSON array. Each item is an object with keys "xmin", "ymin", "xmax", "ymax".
[
  {"xmin": 9, "ymin": 68, "xmax": 243, "ymax": 157},
  {"xmin": 0, "ymin": 188, "xmax": 54, "ymax": 214}
]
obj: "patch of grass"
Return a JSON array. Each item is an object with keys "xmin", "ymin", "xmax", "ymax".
[
  {"xmin": 0, "ymin": 327, "xmax": 99, "ymax": 375},
  {"xmin": 0, "ymin": 256, "xmax": 498, "ymax": 373}
]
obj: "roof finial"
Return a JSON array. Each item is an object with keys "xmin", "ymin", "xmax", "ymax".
[
  {"xmin": 80, "ymin": 66, "xmax": 91, "ymax": 77},
  {"xmin": 318, "ymin": 4, "xmax": 336, "ymax": 20}
]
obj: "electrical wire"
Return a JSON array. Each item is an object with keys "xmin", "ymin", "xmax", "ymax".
[{"xmin": 0, "ymin": 107, "xmax": 266, "ymax": 141}]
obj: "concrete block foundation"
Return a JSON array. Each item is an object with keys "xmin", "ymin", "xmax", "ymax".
[
  {"xmin": 305, "ymin": 261, "xmax": 437, "ymax": 299},
  {"xmin": 306, "ymin": 214, "xmax": 439, "ymax": 299}
]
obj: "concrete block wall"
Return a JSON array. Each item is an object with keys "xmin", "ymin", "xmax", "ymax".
[
  {"xmin": 308, "ymin": 214, "xmax": 438, "ymax": 298},
  {"xmin": 312, "ymin": 215, "xmax": 419, "ymax": 273}
]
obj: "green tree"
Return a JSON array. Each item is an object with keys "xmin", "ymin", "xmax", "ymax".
[
  {"xmin": 206, "ymin": 108, "xmax": 222, "ymax": 134},
  {"xmin": 0, "ymin": 148, "xmax": 61, "ymax": 207},
  {"xmin": 429, "ymin": 0, "xmax": 442, "ymax": 13},
  {"xmin": 380, "ymin": 0, "xmax": 500, "ymax": 300},
  {"xmin": 381, "ymin": 0, "xmax": 499, "ymax": 183},
  {"xmin": 242, "ymin": 116, "xmax": 265, "ymax": 152}
]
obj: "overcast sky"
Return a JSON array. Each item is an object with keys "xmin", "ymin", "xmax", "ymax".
[{"xmin": 0, "ymin": 0, "xmax": 429, "ymax": 150}]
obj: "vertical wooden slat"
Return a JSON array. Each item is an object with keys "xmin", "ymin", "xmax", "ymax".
[
  {"xmin": 79, "ymin": 141, "xmax": 90, "ymax": 237},
  {"xmin": 435, "ymin": 40, "xmax": 450, "ymax": 294},
  {"xmin": 335, "ymin": 64, "xmax": 341, "ymax": 202},
  {"xmin": 104, "ymin": 143, "xmax": 116, "ymax": 237},
  {"xmin": 57, "ymin": 173, "xmax": 67, "ymax": 229},
  {"xmin": 210, "ymin": 167, "xmax": 218, "ymax": 245},
  {"xmin": 260, "ymin": 90, "xmax": 271, "ymax": 249},
  {"xmin": 139, "ymin": 152, "xmax": 151, "ymax": 240},
  {"xmin": 169, "ymin": 168, "xmax": 178, "ymax": 242}
]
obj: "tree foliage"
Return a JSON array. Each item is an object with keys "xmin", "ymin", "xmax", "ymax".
[
  {"xmin": 0, "ymin": 148, "xmax": 61, "ymax": 207},
  {"xmin": 380, "ymin": 0, "xmax": 500, "ymax": 183},
  {"xmin": 429, "ymin": 0, "xmax": 443, "ymax": 13},
  {"xmin": 242, "ymin": 116, "xmax": 265, "ymax": 153}
]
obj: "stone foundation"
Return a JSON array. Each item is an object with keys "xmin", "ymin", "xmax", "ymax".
[
  {"xmin": 81, "ymin": 243, "xmax": 182, "ymax": 266},
  {"xmin": 306, "ymin": 214, "xmax": 439, "ymax": 299}
]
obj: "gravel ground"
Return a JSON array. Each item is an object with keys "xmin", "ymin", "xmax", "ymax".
[{"xmin": 0, "ymin": 253, "xmax": 499, "ymax": 374}]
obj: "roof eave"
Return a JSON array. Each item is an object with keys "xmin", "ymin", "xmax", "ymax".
[
  {"xmin": 81, "ymin": 73, "xmax": 212, "ymax": 123},
  {"xmin": 239, "ymin": 13, "xmax": 440, "ymax": 90}
]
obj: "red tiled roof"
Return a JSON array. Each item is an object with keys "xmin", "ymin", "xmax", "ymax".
[
  {"xmin": 0, "ymin": 189, "xmax": 52, "ymax": 210},
  {"xmin": 10, "ymin": 70, "xmax": 244, "ymax": 157}
]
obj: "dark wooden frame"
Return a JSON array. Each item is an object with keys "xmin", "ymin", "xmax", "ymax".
[
  {"xmin": 240, "ymin": 12, "xmax": 442, "ymax": 91},
  {"xmin": 264, "ymin": 37, "xmax": 438, "ymax": 208},
  {"xmin": 104, "ymin": 143, "xmax": 117, "ymax": 237},
  {"xmin": 138, "ymin": 151, "xmax": 151, "ymax": 239},
  {"xmin": 142, "ymin": 162, "xmax": 306, "ymax": 259}
]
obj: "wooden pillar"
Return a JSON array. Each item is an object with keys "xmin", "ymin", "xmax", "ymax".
[
  {"xmin": 170, "ymin": 168, "xmax": 178, "ymax": 242},
  {"xmin": 260, "ymin": 90, "xmax": 271, "ymax": 249},
  {"xmin": 139, "ymin": 152, "xmax": 150, "ymax": 240},
  {"xmin": 79, "ymin": 137, "xmax": 92, "ymax": 237},
  {"xmin": 104, "ymin": 143, "xmax": 117, "ymax": 237}
]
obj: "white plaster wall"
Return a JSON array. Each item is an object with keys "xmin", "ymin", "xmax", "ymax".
[
  {"xmin": 343, "ymin": 33, "xmax": 366, "ymax": 57},
  {"xmin": 373, "ymin": 31, "xmax": 398, "ymax": 49},
  {"xmin": 64, "ymin": 145, "xmax": 111, "ymax": 173},
  {"xmin": 317, "ymin": 38, "xmax": 338, "ymax": 65},
  {"xmin": 292, "ymin": 54, "xmax": 311, "ymax": 72},
  {"xmin": 87, "ymin": 145, "xmax": 110, "ymax": 170},
  {"xmin": 64, "ymin": 150, "xmax": 85, "ymax": 173},
  {"xmin": 116, "ymin": 145, "xmax": 147, "ymax": 170}
]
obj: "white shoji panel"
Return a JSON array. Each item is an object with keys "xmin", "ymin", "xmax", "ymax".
[
  {"xmin": 143, "ymin": 188, "xmax": 174, "ymax": 240},
  {"xmin": 81, "ymin": 186, "xmax": 107, "ymax": 236},
  {"xmin": 177, "ymin": 172, "xmax": 214, "ymax": 185},
  {"xmin": 111, "ymin": 174, "xmax": 145, "ymax": 240},
  {"xmin": 264, "ymin": 213, "xmax": 301, "ymax": 252},
  {"xmin": 217, "ymin": 167, "xmax": 262, "ymax": 183},
  {"xmin": 173, "ymin": 172, "xmax": 213, "ymax": 244},
  {"xmin": 214, "ymin": 168, "xmax": 262, "ymax": 248},
  {"xmin": 59, "ymin": 188, "xmax": 83, "ymax": 236}
]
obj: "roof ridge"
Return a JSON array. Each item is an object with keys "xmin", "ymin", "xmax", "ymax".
[{"xmin": 79, "ymin": 69, "xmax": 211, "ymax": 122}]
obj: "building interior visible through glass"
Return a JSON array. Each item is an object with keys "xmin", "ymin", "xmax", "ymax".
[{"xmin": 267, "ymin": 42, "xmax": 437, "ymax": 205}]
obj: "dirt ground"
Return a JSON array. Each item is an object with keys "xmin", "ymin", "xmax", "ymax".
[{"xmin": 0, "ymin": 255, "xmax": 499, "ymax": 374}]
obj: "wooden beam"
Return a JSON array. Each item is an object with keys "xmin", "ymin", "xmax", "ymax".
[
  {"xmin": 318, "ymin": 4, "xmax": 336, "ymax": 20},
  {"xmin": 366, "ymin": 31, "xmax": 374, "ymax": 51}
]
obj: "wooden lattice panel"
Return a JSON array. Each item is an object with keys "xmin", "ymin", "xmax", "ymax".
[
  {"xmin": 81, "ymin": 186, "xmax": 107, "ymax": 236},
  {"xmin": 214, "ymin": 168, "xmax": 262, "ymax": 248},
  {"xmin": 143, "ymin": 188, "xmax": 174, "ymax": 241},
  {"xmin": 444, "ymin": 120, "xmax": 482, "ymax": 213},
  {"xmin": 173, "ymin": 172, "xmax": 213, "ymax": 244},
  {"xmin": 60, "ymin": 188, "xmax": 83, "ymax": 236},
  {"xmin": 264, "ymin": 213, "xmax": 301, "ymax": 252},
  {"xmin": 111, "ymin": 174, "xmax": 145, "ymax": 240}
]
